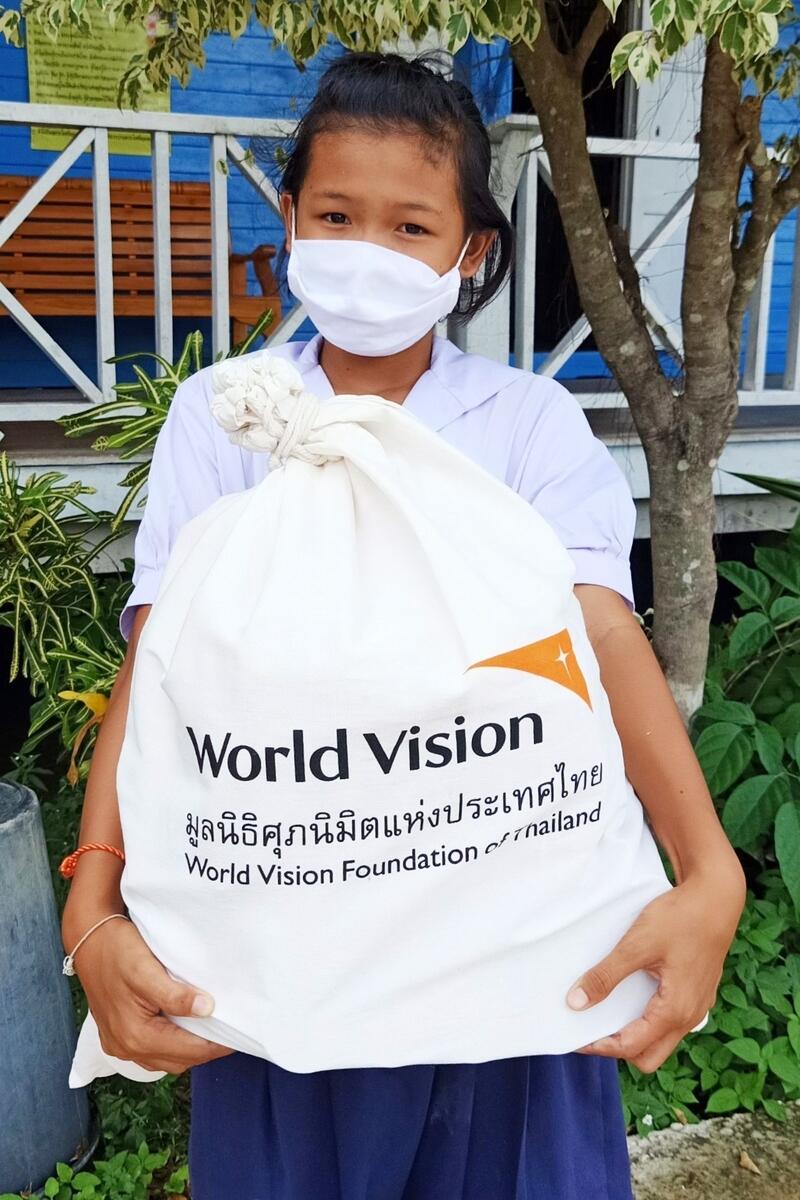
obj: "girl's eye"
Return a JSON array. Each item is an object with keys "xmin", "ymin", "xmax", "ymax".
[
  {"xmin": 323, "ymin": 212, "xmax": 349, "ymax": 225},
  {"xmin": 401, "ymin": 223, "xmax": 427, "ymax": 236}
]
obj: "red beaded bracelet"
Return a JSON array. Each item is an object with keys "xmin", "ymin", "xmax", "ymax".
[{"xmin": 59, "ymin": 842, "xmax": 126, "ymax": 879}]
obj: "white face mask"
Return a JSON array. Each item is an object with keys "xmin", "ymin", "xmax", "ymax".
[{"xmin": 287, "ymin": 207, "xmax": 471, "ymax": 357}]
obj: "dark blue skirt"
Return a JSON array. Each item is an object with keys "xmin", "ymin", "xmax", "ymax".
[{"xmin": 188, "ymin": 1051, "xmax": 633, "ymax": 1199}]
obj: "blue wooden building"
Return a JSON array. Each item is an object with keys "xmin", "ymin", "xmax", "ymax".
[{"xmin": 0, "ymin": 7, "xmax": 798, "ymax": 545}]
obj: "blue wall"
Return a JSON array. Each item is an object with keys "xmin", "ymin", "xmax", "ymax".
[
  {"xmin": 745, "ymin": 12, "xmax": 799, "ymax": 383},
  {"xmin": 0, "ymin": 15, "xmax": 798, "ymax": 389},
  {"xmin": 0, "ymin": 11, "xmax": 339, "ymax": 386}
]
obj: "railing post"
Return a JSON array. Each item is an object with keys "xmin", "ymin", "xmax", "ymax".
[
  {"xmin": 91, "ymin": 126, "xmax": 117, "ymax": 401},
  {"xmin": 152, "ymin": 130, "xmax": 173, "ymax": 372},
  {"xmin": 448, "ymin": 120, "xmax": 533, "ymax": 365},
  {"xmin": 210, "ymin": 133, "xmax": 230, "ymax": 357},
  {"xmin": 784, "ymin": 214, "xmax": 800, "ymax": 393},
  {"xmin": 513, "ymin": 150, "xmax": 537, "ymax": 372}
]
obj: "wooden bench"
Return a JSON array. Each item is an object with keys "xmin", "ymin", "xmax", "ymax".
[{"xmin": 0, "ymin": 175, "xmax": 282, "ymax": 346}]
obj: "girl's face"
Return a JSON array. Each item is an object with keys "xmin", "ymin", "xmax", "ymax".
[{"xmin": 281, "ymin": 128, "xmax": 494, "ymax": 281}]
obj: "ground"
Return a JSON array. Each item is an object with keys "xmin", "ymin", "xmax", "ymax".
[{"xmin": 630, "ymin": 1106, "xmax": 800, "ymax": 1199}]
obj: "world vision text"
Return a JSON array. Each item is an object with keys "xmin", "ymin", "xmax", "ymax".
[{"xmin": 185, "ymin": 712, "xmax": 544, "ymax": 784}]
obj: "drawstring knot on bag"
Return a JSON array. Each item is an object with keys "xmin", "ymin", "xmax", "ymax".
[{"xmin": 210, "ymin": 353, "xmax": 339, "ymax": 467}]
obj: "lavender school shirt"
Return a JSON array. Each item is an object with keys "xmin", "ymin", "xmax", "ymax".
[{"xmin": 119, "ymin": 333, "xmax": 636, "ymax": 642}]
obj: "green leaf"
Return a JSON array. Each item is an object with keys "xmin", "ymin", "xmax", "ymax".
[
  {"xmin": 717, "ymin": 561, "xmax": 772, "ymax": 609},
  {"xmin": 650, "ymin": 0, "xmax": 676, "ymax": 25},
  {"xmin": 762, "ymin": 1098, "xmax": 787, "ymax": 1120},
  {"xmin": 793, "ymin": 732, "xmax": 800, "ymax": 768},
  {"xmin": 688, "ymin": 1042, "xmax": 711, "ymax": 1067},
  {"xmin": 700, "ymin": 1066, "xmax": 719, "ymax": 1090},
  {"xmin": 44, "ymin": 1182, "xmax": 60, "ymax": 1199},
  {"xmin": 742, "ymin": 1006, "xmax": 772, "ymax": 1032},
  {"xmin": 770, "ymin": 596, "xmax": 800, "ymax": 624},
  {"xmin": 444, "ymin": 9, "xmax": 471, "ymax": 48},
  {"xmin": 775, "ymin": 802, "xmax": 800, "ymax": 916},
  {"xmin": 759, "ymin": 988, "xmax": 794, "ymax": 1017},
  {"xmin": 694, "ymin": 723, "xmax": 753, "ymax": 796},
  {"xmin": 723, "ymin": 774, "xmax": 789, "ymax": 848},
  {"xmin": 711, "ymin": 1044, "xmax": 733, "ymax": 1071},
  {"xmin": 729, "ymin": 611, "xmax": 772, "ymax": 661},
  {"xmin": 775, "ymin": 703, "xmax": 800, "ymax": 742},
  {"xmin": 706, "ymin": 1086, "xmax": 740, "ymax": 1112},
  {"xmin": 754, "ymin": 723, "xmax": 785, "ymax": 773},
  {"xmin": 720, "ymin": 982, "xmax": 749, "ymax": 1008},
  {"xmin": 695, "ymin": 699, "xmax": 755, "ymax": 726},
  {"xmin": 728, "ymin": 472, "xmax": 800, "ymax": 505},
  {"xmin": 55, "ymin": 1163, "xmax": 73, "ymax": 1182},
  {"xmin": 754, "ymin": 546, "xmax": 800, "ymax": 596},
  {"xmin": 715, "ymin": 1009, "xmax": 745, "ymax": 1038},
  {"xmin": 768, "ymin": 1051, "xmax": 800, "ymax": 1087},
  {"xmin": 726, "ymin": 1037, "xmax": 762, "ymax": 1064},
  {"xmin": 788, "ymin": 1017, "xmax": 800, "ymax": 1060}
]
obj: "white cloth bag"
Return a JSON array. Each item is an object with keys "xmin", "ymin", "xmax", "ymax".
[{"xmin": 69, "ymin": 351, "xmax": 672, "ymax": 1086}]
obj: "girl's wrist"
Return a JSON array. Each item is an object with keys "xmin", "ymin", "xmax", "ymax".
[
  {"xmin": 655, "ymin": 809, "xmax": 744, "ymax": 889},
  {"xmin": 679, "ymin": 846, "xmax": 747, "ymax": 908},
  {"xmin": 61, "ymin": 859, "xmax": 127, "ymax": 950}
]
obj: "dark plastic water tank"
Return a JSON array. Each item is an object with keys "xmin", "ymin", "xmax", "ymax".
[{"xmin": 0, "ymin": 780, "xmax": 96, "ymax": 1194}]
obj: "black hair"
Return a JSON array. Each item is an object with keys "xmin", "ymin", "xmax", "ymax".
[{"xmin": 274, "ymin": 50, "xmax": 514, "ymax": 321}]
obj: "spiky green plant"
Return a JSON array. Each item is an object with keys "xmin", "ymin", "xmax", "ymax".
[
  {"xmin": 57, "ymin": 308, "xmax": 274, "ymax": 529},
  {"xmin": 0, "ymin": 311, "xmax": 275, "ymax": 772}
]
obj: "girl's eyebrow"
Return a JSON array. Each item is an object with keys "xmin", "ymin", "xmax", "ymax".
[
  {"xmin": 314, "ymin": 190, "xmax": 353, "ymax": 202},
  {"xmin": 310, "ymin": 189, "xmax": 442, "ymax": 218},
  {"xmin": 394, "ymin": 201, "xmax": 443, "ymax": 216}
]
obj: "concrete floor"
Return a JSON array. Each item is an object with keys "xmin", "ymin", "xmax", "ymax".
[{"xmin": 629, "ymin": 1106, "xmax": 800, "ymax": 1199}]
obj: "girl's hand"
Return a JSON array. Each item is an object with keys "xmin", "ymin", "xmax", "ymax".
[
  {"xmin": 566, "ymin": 866, "xmax": 746, "ymax": 1073},
  {"xmin": 72, "ymin": 914, "xmax": 235, "ymax": 1074}
]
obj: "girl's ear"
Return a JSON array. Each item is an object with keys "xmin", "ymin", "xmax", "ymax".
[
  {"xmin": 460, "ymin": 230, "xmax": 496, "ymax": 280},
  {"xmin": 280, "ymin": 193, "xmax": 294, "ymax": 249}
]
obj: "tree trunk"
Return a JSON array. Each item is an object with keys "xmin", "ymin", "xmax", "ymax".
[
  {"xmin": 511, "ymin": 12, "xmax": 748, "ymax": 723},
  {"xmin": 646, "ymin": 452, "xmax": 721, "ymax": 718}
]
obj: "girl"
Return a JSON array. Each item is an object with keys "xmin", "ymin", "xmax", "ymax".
[{"xmin": 61, "ymin": 52, "xmax": 745, "ymax": 1200}]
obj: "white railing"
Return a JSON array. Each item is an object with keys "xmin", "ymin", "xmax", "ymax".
[
  {"xmin": 0, "ymin": 104, "xmax": 797, "ymax": 421},
  {"xmin": 461, "ymin": 114, "xmax": 799, "ymax": 410},
  {"xmin": 0, "ymin": 101, "xmax": 306, "ymax": 421}
]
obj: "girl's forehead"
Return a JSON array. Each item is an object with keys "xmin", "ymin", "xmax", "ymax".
[
  {"xmin": 304, "ymin": 128, "xmax": 458, "ymax": 204},
  {"xmin": 308, "ymin": 127, "xmax": 453, "ymax": 175}
]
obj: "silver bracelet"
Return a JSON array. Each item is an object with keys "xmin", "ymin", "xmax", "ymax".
[{"xmin": 63, "ymin": 912, "xmax": 130, "ymax": 976}]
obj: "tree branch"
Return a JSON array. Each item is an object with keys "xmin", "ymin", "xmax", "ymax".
[
  {"xmin": 606, "ymin": 217, "xmax": 685, "ymax": 376},
  {"xmin": 772, "ymin": 155, "xmax": 800, "ymax": 226},
  {"xmin": 569, "ymin": 1, "xmax": 611, "ymax": 78},
  {"xmin": 512, "ymin": 0, "xmax": 676, "ymax": 445},
  {"xmin": 729, "ymin": 94, "xmax": 778, "ymax": 346},
  {"xmin": 681, "ymin": 35, "xmax": 746, "ymax": 451}
]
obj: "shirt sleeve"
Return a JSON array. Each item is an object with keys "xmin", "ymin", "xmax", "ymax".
[
  {"xmin": 118, "ymin": 371, "xmax": 221, "ymax": 642},
  {"xmin": 510, "ymin": 378, "xmax": 638, "ymax": 612}
]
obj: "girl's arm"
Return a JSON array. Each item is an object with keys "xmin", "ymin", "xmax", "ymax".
[
  {"xmin": 567, "ymin": 583, "xmax": 746, "ymax": 1073},
  {"xmin": 61, "ymin": 610, "xmax": 139, "ymax": 949},
  {"xmin": 61, "ymin": 604, "xmax": 233, "ymax": 1074}
]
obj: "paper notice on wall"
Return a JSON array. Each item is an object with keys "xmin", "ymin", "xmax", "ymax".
[{"xmin": 26, "ymin": 8, "xmax": 170, "ymax": 156}]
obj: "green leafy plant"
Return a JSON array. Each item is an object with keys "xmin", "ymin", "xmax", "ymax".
[
  {"xmin": 621, "ymin": 869, "xmax": 800, "ymax": 1133},
  {"xmin": 0, "ymin": 453, "xmax": 119, "ymax": 686},
  {"xmin": 621, "ymin": 472, "xmax": 800, "ymax": 1134},
  {"xmin": 1, "ymin": 314, "xmax": 273, "ymax": 775},
  {"xmin": 692, "ymin": 481, "xmax": 800, "ymax": 918},
  {"xmin": 58, "ymin": 309, "xmax": 274, "ymax": 530},
  {"xmin": 0, "ymin": 1142, "xmax": 188, "ymax": 1200}
]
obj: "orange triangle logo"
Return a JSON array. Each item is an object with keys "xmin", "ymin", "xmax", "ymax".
[{"xmin": 465, "ymin": 629, "xmax": 592, "ymax": 710}]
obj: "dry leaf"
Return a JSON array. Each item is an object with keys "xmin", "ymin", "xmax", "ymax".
[{"xmin": 739, "ymin": 1150, "xmax": 761, "ymax": 1176}]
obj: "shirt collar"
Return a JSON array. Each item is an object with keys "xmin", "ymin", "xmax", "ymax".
[{"xmin": 292, "ymin": 333, "xmax": 519, "ymax": 433}]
